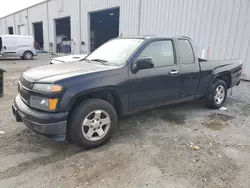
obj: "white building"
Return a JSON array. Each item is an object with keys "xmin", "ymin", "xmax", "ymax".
[{"xmin": 0, "ymin": 0, "xmax": 250, "ymax": 80}]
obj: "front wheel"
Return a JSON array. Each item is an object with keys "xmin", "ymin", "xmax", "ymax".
[
  {"xmin": 206, "ymin": 79, "xmax": 227, "ymax": 109},
  {"xmin": 68, "ymin": 99, "xmax": 117, "ymax": 149},
  {"xmin": 23, "ymin": 51, "xmax": 33, "ymax": 60}
]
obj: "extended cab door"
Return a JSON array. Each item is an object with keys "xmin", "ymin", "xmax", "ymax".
[
  {"xmin": 177, "ymin": 39, "xmax": 200, "ymax": 100},
  {"xmin": 128, "ymin": 39, "xmax": 181, "ymax": 112}
]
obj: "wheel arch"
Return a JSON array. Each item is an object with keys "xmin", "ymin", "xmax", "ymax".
[
  {"xmin": 23, "ymin": 50, "xmax": 34, "ymax": 56},
  {"xmin": 213, "ymin": 72, "xmax": 232, "ymax": 88},
  {"xmin": 68, "ymin": 87, "xmax": 123, "ymax": 117},
  {"xmin": 210, "ymin": 71, "xmax": 232, "ymax": 89}
]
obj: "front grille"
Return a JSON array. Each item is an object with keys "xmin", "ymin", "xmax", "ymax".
[
  {"xmin": 19, "ymin": 76, "xmax": 33, "ymax": 89},
  {"xmin": 18, "ymin": 77, "xmax": 32, "ymax": 105},
  {"xmin": 19, "ymin": 88, "xmax": 29, "ymax": 104}
]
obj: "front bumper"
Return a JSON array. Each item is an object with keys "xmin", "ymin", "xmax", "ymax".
[{"xmin": 12, "ymin": 95, "xmax": 68, "ymax": 141}]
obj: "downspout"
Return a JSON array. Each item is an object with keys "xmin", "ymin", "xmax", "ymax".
[
  {"xmin": 5, "ymin": 18, "xmax": 7, "ymax": 34},
  {"xmin": 13, "ymin": 14, "xmax": 16, "ymax": 34},
  {"xmin": 27, "ymin": 9, "xmax": 30, "ymax": 35},
  {"xmin": 79, "ymin": 0, "xmax": 82, "ymax": 54},
  {"xmin": 138, "ymin": 0, "xmax": 142, "ymax": 35},
  {"xmin": 46, "ymin": 0, "xmax": 50, "ymax": 53}
]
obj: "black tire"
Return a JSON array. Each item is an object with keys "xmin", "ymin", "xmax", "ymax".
[
  {"xmin": 206, "ymin": 79, "xmax": 227, "ymax": 109},
  {"xmin": 23, "ymin": 51, "xmax": 33, "ymax": 60},
  {"xmin": 20, "ymin": 56, "xmax": 24, "ymax": 60},
  {"xmin": 68, "ymin": 99, "xmax": 117, "ymax": 149}
]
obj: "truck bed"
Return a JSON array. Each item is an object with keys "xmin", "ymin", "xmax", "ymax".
[{"xmin": 196, "ymin": 59, "xmax": 242, "ymax": 98}]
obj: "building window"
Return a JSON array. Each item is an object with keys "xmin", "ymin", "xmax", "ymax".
[{"xmin": 8, "ymin": 27, "xmax": 14, "ymax": 35}]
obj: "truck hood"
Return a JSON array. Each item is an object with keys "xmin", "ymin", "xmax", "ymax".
[
  {"xmin": 50, "ymin": 54, "xmax": 88, "ymax": 64},
  {"xmin": 23, "ymin": 61, "xmax": 117, "ymax": 83}
]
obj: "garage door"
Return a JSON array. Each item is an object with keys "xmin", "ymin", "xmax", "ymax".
[{"xmin": 18, "ymin": 25, "xmax": 26, "ymax": 35}]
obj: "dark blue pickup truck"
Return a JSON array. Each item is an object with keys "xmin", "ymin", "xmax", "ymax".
[{"xmin": 12, "ymin": 36, "xmax": 242, "ymax": 149}]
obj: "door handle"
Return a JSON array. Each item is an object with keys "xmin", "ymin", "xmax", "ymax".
[
  {"xmin": 4, "ymin": 46, "xmax": 6, "ymax": 49},
  {"xmin": 170, "ymin": 70, "xmax": 179, "ymax": 76}
]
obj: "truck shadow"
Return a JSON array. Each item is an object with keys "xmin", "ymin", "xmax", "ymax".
[{"xmin": 113, "ymin": 100, "xmax": 206, "ymax": 141}]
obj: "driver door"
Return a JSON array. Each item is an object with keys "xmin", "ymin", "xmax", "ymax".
[{"xmin": 128, "ymin": 39, "xmax": 181, "ymax": 112}]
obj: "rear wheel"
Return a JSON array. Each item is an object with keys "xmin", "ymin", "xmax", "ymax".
[
  {"xmin": 206, "ymin": 79, "xmax": 227, "ymax": 109},
  {"xmin": 23, "ymin": 51, "xmax": 33, "ymax": 60},
  {"xmin": 68, "ymin": 99, "xmax": 117, "ymax": 149}
]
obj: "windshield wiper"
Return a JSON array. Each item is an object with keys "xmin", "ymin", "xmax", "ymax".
[
  {"xmin": 90, "ymin": 59, "xmax": 108, "ymax": 63},
  {"xmin": 83, "ymin": 58, "xmax": 91, "ymax": 63}
]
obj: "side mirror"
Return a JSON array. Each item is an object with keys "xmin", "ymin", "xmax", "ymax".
[{"xmin": 132, "ymin": 57, "xmax": 154, "ymax": 73}]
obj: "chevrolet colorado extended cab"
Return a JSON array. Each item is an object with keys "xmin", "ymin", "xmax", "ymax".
[{"xmin": 12, "ymin": 36, "xmax": 242, "ymax": 149}]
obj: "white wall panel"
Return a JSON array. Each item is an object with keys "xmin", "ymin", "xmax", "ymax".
[
  {"xmin": 188, "ymin": 0, "xmax": 198, "ymax": 40},
  {"xmin": 241, "ymin": 1, "xmax": 250, "ymax": 80},
  {"xmin": 232, "ymin": 0, "xmax": 248, "ymax": 59},
  {"xmin": 197, "ymin": 0, "xmax": 209, "ymax": 58},
  {"xmin": 213, "ymin": 0, "xmax": 228, "ymax": 60},
  {"xmin": 202, "ymin": 0, "xmax": 215, "ymax": 59},
  {"xmin": 0, "ymin": 18, "xmax": 6, "ymax": 34},
  {"xmin": 14, "ymin": 10, "xmax": 28, "ymax": 35},
  {"xmin": 225, "ymin": 0, "xmax": 242, "ymax": 59},
  {"xmin": 5, "ymin": 15, "xmax": 15, "ymax": 34},
  {"xmin": 219, "ymin": 0, "xmax": 234, "ymax": 60}
]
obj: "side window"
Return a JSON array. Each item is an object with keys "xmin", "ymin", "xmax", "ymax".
[
  {"xmin": 177, "ymin": 39, "xmax": 195, "ymax": 64},
  {"xmin": 139, "ymin": 40, "xmax": 175, "ymax": 67}
]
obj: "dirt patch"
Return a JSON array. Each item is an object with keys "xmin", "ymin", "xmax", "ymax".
[
  {"xmin": 161, "ymin": 113, "xmax": 186, "ymax": 125},
  {"xmin": 202, "ymin": 113, "xmax": 235, "ymax": 130},
  {"xmin": 239, "ymin": 104, "xmax": 250, "ymax": 117},
  {"xmin": 74, "ymin": 152, "xmax": 132, "ymax": 184},
  {"xmin": 152, "ymin": 136, "xmax": 240, "ymax": 188},
  {"xmin": 0, "ymin": 146, "xmax": 81, "ymax": 180}
]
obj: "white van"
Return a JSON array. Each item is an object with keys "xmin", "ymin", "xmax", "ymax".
[{"xmin": 0, "ymin": 35, "xmax": 37, "ymax": 60}]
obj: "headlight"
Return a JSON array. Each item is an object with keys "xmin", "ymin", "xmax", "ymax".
[
  {"xmin": 30, "ymin": 96, "xmax": 58, "ymax": 111},
  {"xmin": 33, "ymin": 84, "xmax": 62, "ymax": 93}
]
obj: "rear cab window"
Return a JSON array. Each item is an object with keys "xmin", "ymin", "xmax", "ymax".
[{"xmin": 177, "ymin": 39, "xmax": 195, "ymax": 64}]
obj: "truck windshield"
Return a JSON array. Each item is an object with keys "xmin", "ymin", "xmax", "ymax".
[{"xmin": 85, "ymin": 39, "xmax": 144, "ymax": 66}]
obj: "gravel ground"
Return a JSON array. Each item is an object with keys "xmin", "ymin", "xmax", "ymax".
[{"xmin": 0, "ymin": 54, "xmax": 250, "ymax": 188}]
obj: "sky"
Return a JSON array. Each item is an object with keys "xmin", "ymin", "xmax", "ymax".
[{"xmin": 0, "ymin": 0, "xmax": 45, "ymax": 18}]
